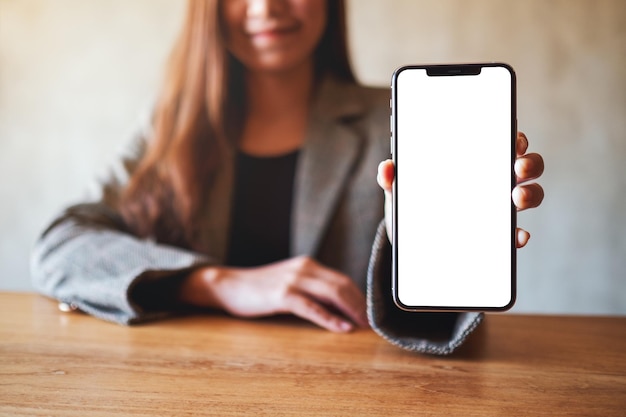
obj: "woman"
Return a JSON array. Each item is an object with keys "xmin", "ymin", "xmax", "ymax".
[{"xmin": 32, "ymin": 0, "xmax": 544, "ymax": 351}]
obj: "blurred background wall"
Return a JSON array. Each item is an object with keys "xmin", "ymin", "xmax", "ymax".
[{"xmin": 1, "ymin": 0, "xmax": 624, "ymax": 314}]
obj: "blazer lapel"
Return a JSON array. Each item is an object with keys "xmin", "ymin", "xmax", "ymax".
[{"xmin": 292, "ymin": 78, "xmax": 366, "ymax": 256}]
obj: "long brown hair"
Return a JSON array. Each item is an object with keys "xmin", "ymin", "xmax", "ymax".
[{"xmin": 119, "ymin": 0, "xmax": 355, "ymax": 251}]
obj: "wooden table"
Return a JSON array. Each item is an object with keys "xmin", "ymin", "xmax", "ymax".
[{"xmin": 1, "ymin": 293, "xmax": 624, "ymax": 416}]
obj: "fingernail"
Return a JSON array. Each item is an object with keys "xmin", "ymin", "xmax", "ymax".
[
  {"xmin": 338, "ymin": 321, "xmax": 353, "ymax": 332},
  {"xmin": 517, "ymin": 229, "xmax": 530, "ymax": 247},
  {"xmin": 514, "ymin": 158, "xmax": 523, "ymax": 177},
  {"xmin": 517, "ymin": 134, "xmax": 528, "ymax": 152}
]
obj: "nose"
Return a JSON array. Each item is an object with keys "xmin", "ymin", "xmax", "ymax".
[{"xmin": 246, "ymin": 0, "xmax": 288, "ymax": 18}]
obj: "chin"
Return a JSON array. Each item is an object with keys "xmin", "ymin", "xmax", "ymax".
[{"xmin": 249, "ymin": 56, "xmax": 312, "ymax": 75}]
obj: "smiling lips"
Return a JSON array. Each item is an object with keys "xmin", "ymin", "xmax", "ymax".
[{"xmin": 246, "ymin": 22, "xmax": 301, "ymax": 45}]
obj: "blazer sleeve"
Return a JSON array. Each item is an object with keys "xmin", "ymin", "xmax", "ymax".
[
  {"xmin": 30, "ymin": 119, "xmax": 214, "ymax": 325},
  {"xmin": 366, "ymin": 221, "xmax": 483, "ymax": 355}
]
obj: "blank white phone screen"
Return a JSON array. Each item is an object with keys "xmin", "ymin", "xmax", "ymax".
[{"xmin": 394, "ymin": 66, "xmax": 514, "ymax": 309}]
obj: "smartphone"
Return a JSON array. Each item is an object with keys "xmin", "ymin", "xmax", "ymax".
[{"xmin": 391, "ymin": 63, "xmax": 517, "ymax": 312}]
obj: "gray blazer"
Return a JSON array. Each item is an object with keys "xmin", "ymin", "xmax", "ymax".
[{"xmin": 31, "ymin": 77, "xmax": 481, "ymax": 355}]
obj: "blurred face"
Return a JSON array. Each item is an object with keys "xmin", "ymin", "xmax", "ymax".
[{"xmin": 221, "ymin": 0, "xmax": 327, "ymax": 74}]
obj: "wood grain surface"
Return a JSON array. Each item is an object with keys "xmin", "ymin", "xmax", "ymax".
[{"xmin": 0, "ymin": 293, "xmax": 624, "ymax": 416}]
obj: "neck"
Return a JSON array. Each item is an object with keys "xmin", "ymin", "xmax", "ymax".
[{"xmin": 245, "ymin": 63, "xmax": 315, "ymax": 120}]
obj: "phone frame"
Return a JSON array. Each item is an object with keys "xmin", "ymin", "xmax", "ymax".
[{"xmin": 390, "ymin": 63, "xmax": 517, "ymax": 312}]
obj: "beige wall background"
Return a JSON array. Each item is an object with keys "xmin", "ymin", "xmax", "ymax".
[{"xmin": 1, "ymin": 0, "xmax": 624, "ymax": 314}]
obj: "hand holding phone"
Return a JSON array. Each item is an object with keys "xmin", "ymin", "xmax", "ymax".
[{"xmin": 391, "ymin": 63, "xmax": 517, "ymax": 312}]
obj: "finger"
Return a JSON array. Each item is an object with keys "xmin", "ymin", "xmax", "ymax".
[
  {"xmin": 283, "ymin": 257, "xmax": 368, "ymax": 328},
  {"xmin": 284, "ymin": 292, "xmax": 354, "ymax": 333},
  {"xmin": 512, "ymin": 183, "xmax": 545, "ymax": 211},
  {"xmin": 516, "ymin": 228, "xmax": 530, "ymax": 248},
  {"xmin": 378, "ymin": 160, "xmax": 395, "ymax": 240},
  {"xmin": 515, "ymin": 152, "xmax": 544, "ymax": 183},
  {"xmin": 377, "ymin": 159, "xmax": 395, "ymax": 192},
  {"xmin": 516, "ymin": 132, "xmax": 529, "ymax": 156},
  {"xmin": 296, "ymin": 274, "xmax": 369, "ymax": 328}
]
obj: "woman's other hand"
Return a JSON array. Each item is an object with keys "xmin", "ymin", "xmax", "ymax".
[
  {"xmin": 377, "ymin": 131, "xmax": 544, "ymax": 248},
  {"xmin": 178, "ymin": 257, "xmax": 369, "ymax": 333}
]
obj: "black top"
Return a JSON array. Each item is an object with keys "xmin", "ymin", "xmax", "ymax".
[{"xmin": 226, "ymin": 150, "xmax": 300, "ymax": 267}]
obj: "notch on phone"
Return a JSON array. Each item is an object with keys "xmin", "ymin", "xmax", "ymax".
[{"xmin": 425, "ymin": 65, "xmax": 482, "ymax": 76}]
